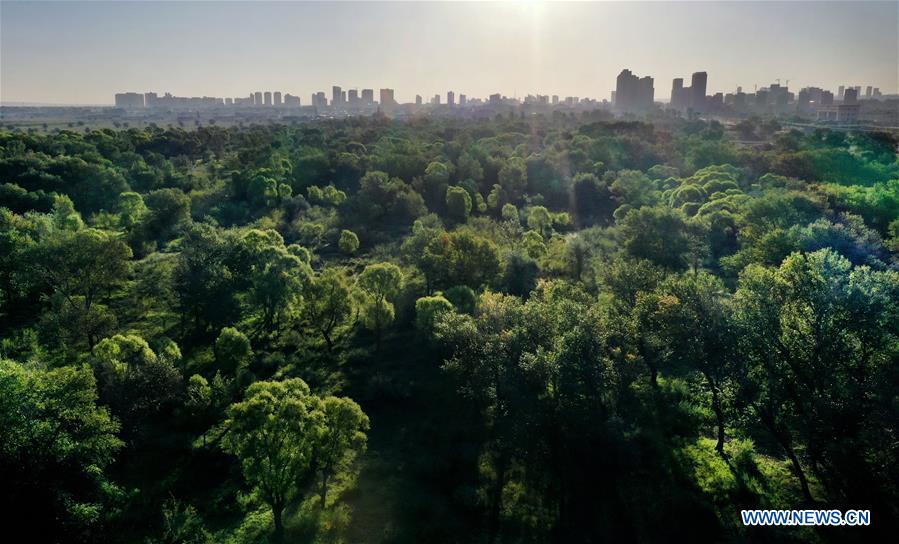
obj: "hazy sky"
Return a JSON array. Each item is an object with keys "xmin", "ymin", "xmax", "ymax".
[{"xmin": 2, "ymin": 1, "xmax": 897, "ymax": 105}]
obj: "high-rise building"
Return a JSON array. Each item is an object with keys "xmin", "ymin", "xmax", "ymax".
[
  {"xmin": 379, "ymin": 88, "xmax": 395, "ymax": 106},
  {"xmin": 614, "ymin": 69, "xmax": 654, "ymax": 113},
  {"xmin": 415, "ymin": 95, "xmax": 422, "ymax": 106},
  {"xmin": 551, "ymin": 95, "xmax": 559, "ymax": 105},
  {"xmin": 865, "ymin": 86, "xmax": 873, "ymax": 98},
  {"xmin": 489, "ymin": 93, "xmax": 502, "ymax": 105},
  {"xmin": 312, "ymin": 92, "xmax": 327, "ymax": 107},
  {"xmin": 361, "ymin": 89, "xmax": 374, "ymax": 105},
  {"xmin": 348, "ymin": 89, "xmax": 359, "ymax": 105},
  {"xmin": 114, "ymin": 92, "xmax": 145, "ymax": 108},
  {"xmin": 432, "ymin": 94, "xmax": 441, "ymax": 105},
  {"xmin": 670, "ymin": 78, "xmax": 685, "ymax": 109},
  {"xmin": 838, "ymin": 86, "xmax": 845, "ymax": 99},
  {"xmin": 332, "ymin": 86, "xmax": 342, "ymax": 106},
  {"xmin": 460, "ymin": 94, "xmax": 467, "ymax": 106},
  {"xmin": 263, "ymin": 91, "xmax": 272, "ymax": 106},
  {"xmin": 283, "ymin": 94, "xmax": 301, "ymax": 106},
  {"xmin": 254, "ymin": 92, "xmax": 263, "ymax": 106},
  {"xmin": 273, "ymin": 92, "xmax": 282, "ymax": 106},
  {"xmin": 447, "ymin": 91, "xmax": 455, "ymax": 106},
  {"xmin": 843, "ymin": 88, "xmax": 858, "ymax": 104},
  {"xmin": 691, "ymin": 72, "xmax": 707, "ymax": 112}
]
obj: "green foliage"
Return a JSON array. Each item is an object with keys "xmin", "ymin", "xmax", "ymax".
[
  {"xmin": 357, "ymin": 263, "xmax": 403, "ymax": 349},
  {"xmin": 0, "ymin": 359, "xmax": 122, "ymax": 542},
  {"xmin": 222, "ymin": 378, "xmax": 324, "ymax": 541},
  {"xmin": 415, "ymin": 295, "xmax": 454, "ymax": 333},
  {"xmin": 443, "ymin": 285, "xmax": 478, "ymax": 315},
  {"xmin": 338, "ymin": 229, "xmax": 359, "ymax": 254},
  {"xmin": 619, "ymin": 206, "xmax": 690, "ymax": 270},
  {"xmin": 445, "ymin": 185, "xmax": 472, "ymax": 223},
  {"xmin": 1, "ymin": 119, "xmax": 898, "ymax": 543},
  {"xmin": 215, "ymin": 327, "xmax": 252, "ymax": 375},
  {"xmin": 302, "ymin": 268, "xmax": 354, "ymax": 350}
]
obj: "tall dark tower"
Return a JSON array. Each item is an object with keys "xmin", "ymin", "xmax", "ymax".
[
  {"xmin": 691, "ymin": 71, "xmax": 707, "ymax": 112},
  {"xmin": 671, "ymin": 78, "xmax": 684, "ymax": 108}
]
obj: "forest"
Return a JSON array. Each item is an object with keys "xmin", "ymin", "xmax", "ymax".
[{"xmin": 1, "ymin": 112, "xmax": 898, "ymax": 543}]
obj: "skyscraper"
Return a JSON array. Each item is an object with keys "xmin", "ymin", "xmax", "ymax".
[
  {"xmin": 361, "ymin": 89, "xmax": 374, "ymax": 105},
  {"xmin": 415, "ymin": 95, "xmax": 422, "ymax": 106},
  {"xmin": 348, "ymin": 89, "xmax": 359, "ymax": 105},
  {"xmin": 460, "ymin": 94, "xmax": 467, "ymax": 106},
  {"xmin": 691, "ymin": 71, "xmax": 707, "ymax": 112},
  {"xmin": 379, "ymin": 88, "xmax": 395, "ymax": 106},
  {"xmin": 273, "ymin": 92, "xmax": 282, "ymax": 106},
  {"xmin": 264, "ymin": 91, "xmax": 272, "ymax": 106},
  {"xmin": 332, "ymin": 86, "xmax": 342, "ymax": 106},
  {"xmin": 614, "ymin": 69, "xmax": 654, "ymax": 113},
  {"xmin": 447, "ymin": 91, "xmax": 455, "ymax": 106},
  {"xmin": 254, "ymin": 92, "xmax": 263, "ymax": 106},
  {"xmin": 670, "ymin": 78, "xmax": 685, "ymax": 109}
]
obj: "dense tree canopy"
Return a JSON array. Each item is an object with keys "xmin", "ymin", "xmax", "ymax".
[{"xmin": 1, "ymin": 117, "xmax": 897, "ymax": 543}]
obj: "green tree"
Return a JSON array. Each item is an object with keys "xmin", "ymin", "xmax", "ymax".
[
  {"xmin": 446, "ymin": 185, "xmax": 473, "ymax": 223},
  {"xmin": 302, "ymin": 268, "xmax": 354, "ymax": 351},
  {"xmin": 649, "ymin": 273, "xmax": 735, "ymax": 456},
  {"xmin": 498, "ymin": 157, "xmax": 528, "ymax": 202},
  {"xmin": 338, "ymin": 229, "xmax": 360, "ymax": 255},
  {"xmin": 222, "ymin": 378, "xmax": 325, "ymax": 543},
  {"xmin": 214, "ymin": 327, "xmax": 252, "ymax": 375},
  {"xmin": 29, "ymin": 228, "xmax": 132, "ymax": 349},
  {"xmin": 0, "ymin": 359, "xmax": 122, "ymax": 542},
  {"xmin": 733, "ymin": 249, "xmax": 899, "ymax": 506},
  {"xmin": 357, "ymin": 263, "xmax": 403, "ymax": 350},
  {"xmin": 415, "ymin": 295, "xmax": 454, "ymax": 333},
  {"xmin": 619, "ymin": 206, "xmax": 690, "ymax": 270},
  {"xmin": 313, "ymin": 396, "xmax": 369, "ymax": 507}
]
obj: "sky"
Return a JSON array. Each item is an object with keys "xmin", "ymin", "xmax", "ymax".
[{"xmin": 2, "ymin": 1, "xmax": 897, "ymax": 105}]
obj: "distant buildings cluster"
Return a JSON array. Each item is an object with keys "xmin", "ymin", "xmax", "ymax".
[
  {"xmin": 114, "ymin": 91, "xmax": 302, "ymax": 109},
  {"xmin": 114, "ymin": 86, "xmax": 603, "ymax": 112},
  {"xmin": 113, "ymin": 72, "xmax": 889, "ymax": 127},
  {"xmin": 610, "ymin": 68, "xmax": 884, "ymax": 124}
]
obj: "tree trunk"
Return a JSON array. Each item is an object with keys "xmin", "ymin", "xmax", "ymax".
[
  {"xmin": 323, "ymin": 331, "xmax": 333, "ymax": 352},
  {"xmin": 272, "ymin": 502, "xmax": 284, "ymax": 543},
  {"xmin": 758, "ymin": 412, "xmax": 814, "ymax": 503},
  {"xmin": 320, "ymin": 473, "xmax": 329, "ymax": 509},
  {"xmin": 708, "ymin": 375, "xmax": 727, "ymax": 458},
  {"xmin": 487, "ymin": 453, "xmax": 507, "ymax": 544},
  {"xmin": 783, "ymin": 438, "xmax": 814, "ymax": 503}
]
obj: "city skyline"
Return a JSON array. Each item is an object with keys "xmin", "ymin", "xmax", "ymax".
[{"xmin": 2, "ymin": 1, "xmax": 897, "ymax": 105}]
